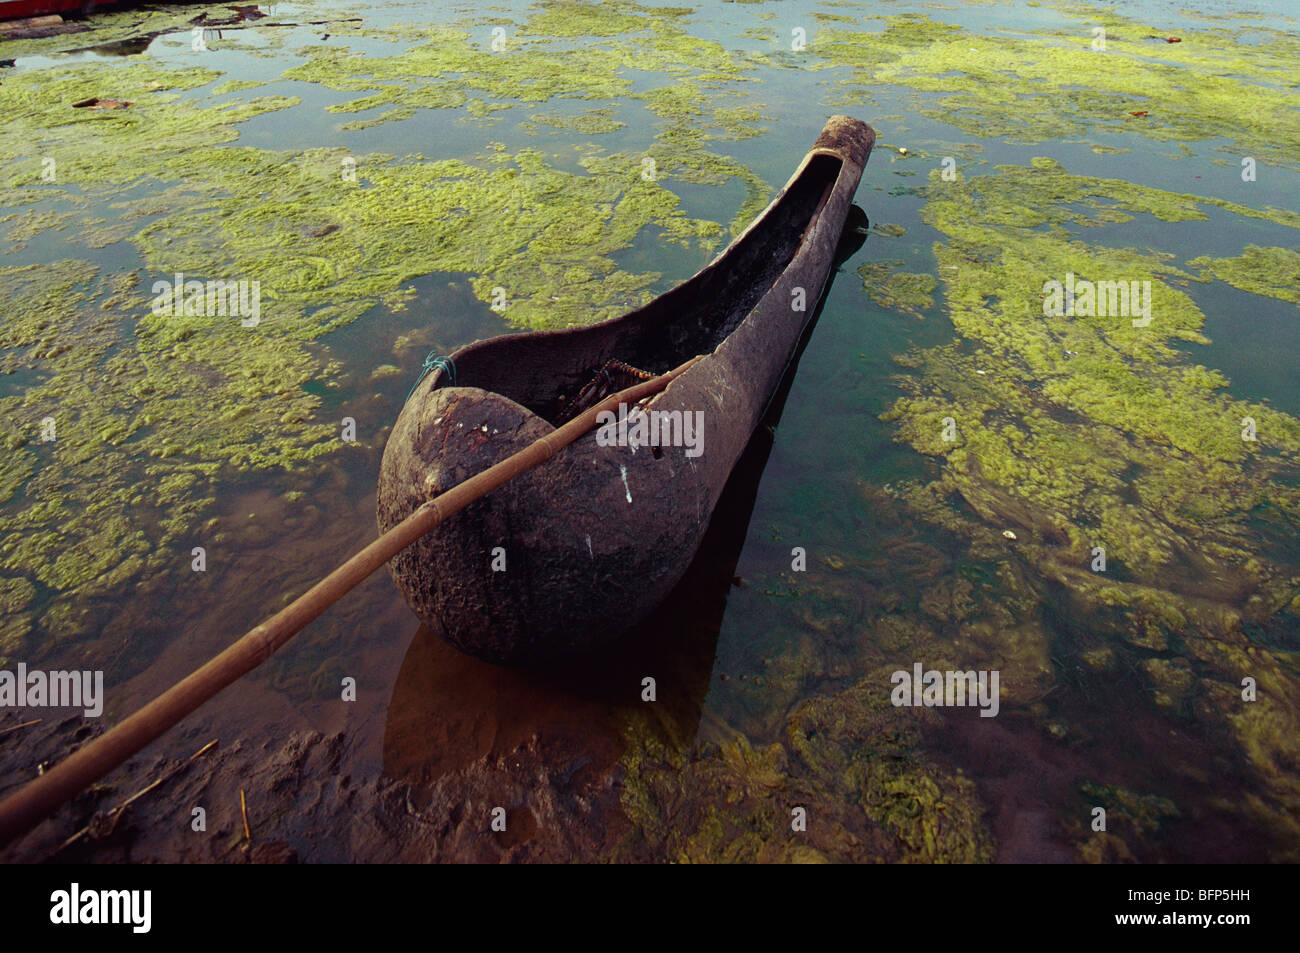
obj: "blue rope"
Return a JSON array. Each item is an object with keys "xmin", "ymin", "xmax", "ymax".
[{"xmin": 406, "ymin": 353, "xmax": 455, "ymax": 403}]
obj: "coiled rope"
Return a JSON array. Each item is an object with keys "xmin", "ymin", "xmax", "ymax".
[{"xmin": 405, "ymin": 353, "xmax": 456, "ymax": 403}]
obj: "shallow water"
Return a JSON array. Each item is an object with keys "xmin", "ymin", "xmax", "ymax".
[{"xmin": 1, "ymin": 0, "xmax": 1298, "ymax": 862}]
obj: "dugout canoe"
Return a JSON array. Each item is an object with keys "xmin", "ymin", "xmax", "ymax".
[{"xmin": 377, "ymin": 115, "xmax": 876, "ymax": 664}]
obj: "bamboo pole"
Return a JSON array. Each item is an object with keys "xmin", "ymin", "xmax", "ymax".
[{"xmin": 0, "ymin": 355, "xmax": 701, "ymax": 848}]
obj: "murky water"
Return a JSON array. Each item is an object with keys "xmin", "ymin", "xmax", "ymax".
[{"xmin": 2, "ymin": 0, "xmax": 1298, "ymax": 862}]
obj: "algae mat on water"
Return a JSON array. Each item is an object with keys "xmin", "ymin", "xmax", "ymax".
[
  {"xmin": 0, "ymin": 2, "xmax": 777, "ymax": 670},
  {"xmin": 875, "ymin": 159, "xmax": 1300, "ymax": 859},
  {"xmin": 615, "ymin": 5, "xmax": 1300, "ymax": 863},
  {"xmin": 817, "ymin": 9, "xmax": 1300, "ymax": 167}
]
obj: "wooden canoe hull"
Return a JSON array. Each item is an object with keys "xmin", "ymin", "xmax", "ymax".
[{"xmin": 378, "ymin": 116, "xmax": 875, "ymax": 664}]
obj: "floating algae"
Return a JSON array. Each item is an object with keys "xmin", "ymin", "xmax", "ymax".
[
  {"xmin": 282, "ymin": 10, "xmax": 767, "ymax": 139},
  {"xmin": 522, "ymin": 0, "xmax": 652, "ymax": 38},
  {"xmin": 1188, "ymin": 247, "xmax": 1300, "ymax": 306},
  {"xmin": 858, "ymin": 259, "xmax": 937, "ymax": 317},
  {"xmin": 4, "ymin": 4, "xmax": 774, "ymax": 332},
  {"xmin": 0, "ymin": 2, "xmax": 790, "ymax": 676},
  {"xmin": 522, "ymin": 107, "xmax": 626, "ymax": 135},
  {"xmin": 888, "ymin": 159, "xmax": 1300, "ymax": 568},
  {"xmin": 1073, "ymin": 781, "xmax": 1180, "ymax": 863},
  {"xmin": 0, "ymin": 576, "xmax": 37, "ymax": 665},
  {"xmin": 611, "ymin": 483, "xmax": 1072, "ymax": 862},
  {"xmin": 615, "ymin": 677, "xmax": 995, "ymax": 863},
  {"xmin": 816, "ymin": 11, "xmax": 1300, "ymax": 166},
  {"xmin": 280, "ymin": 5, "xmax": 774, "ymax": 233},
  {"xmin": 127, "ymin": 143, "xmax": 723, "ymax": 333},
  {"xmin": 878, "ymin": 157, "xmax": 1300, "ymax": 859},
  {"xmin": 0, "ymin": 61, "xmax": 293, "ymax": 189},
  {"xmin": 1, "ymin": 207, "xmax": 76, "ymax": 247},
  {"xmin": 0, "ymin": 253, "xmax": 337, "ymax": 649},
  {"xmin": 211, "ymin": 79, "xmax": 269, "ymax": 96}
]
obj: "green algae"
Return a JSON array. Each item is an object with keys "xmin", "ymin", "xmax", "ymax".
[
  {"xmin": 282, "ymin": 27, "xmax": 610, "ymax": 116},
  {"xmin": 125, "ymin": 143, "xmax": 721, "ymax": 333},
  {"xmin": 336, "ymin": 109, "xmax": 417, "ymax": 132},
  {"xmin": 522, "ymin": 0, "xmax": 652, "ymax": 38},
  {"xmin": 1, "ymin": 36, "xmax": 748, "ymax": 333},
  {"xmin": 1140, "ymin": 657, "xmax": 1196, "ymax": 710},
  {"xmin": 278, "ymin": 7, "xmax": 773, "ymax": 238},
  {"xmin": 0, "ymin": 576, "xmax": 37, "ymax": 664},
  {"xmin": 787, "ymin": 678, "xmax": 995, "ymax": 862},
  {"xmin": 0, "ymin": 253, "xmax": 339, "ymax": 632},
  {"xmin": 615, "ymin": 674, "xmax": 995, "ymax": 863},
  {"xmin": 813, "ymin": 13, "xmax": 860, "ymax": 26},
  {"xmin": 0, "ymin": 3, "xmax": 785, "ymax": 660},
  {"xmin": 817, "ymin": 12, "xmax": 1300, "ymax": 167},
  {"xmin": 0, "ymin": 62, "xmax": 295, "ymax": 191},
  {"xmin": 879, "ymin": 157, "xmax": 1300, "ymax": 858},
  {"xmin": 887, "ymin": 160, "xmax": 1300, "ymax": 568},
  {"xmin": 613, "ymin": 482, "xmax": 1073, "ymax": 862},
  {"xmin": 1075, "ymin": 781, "xmax": 1180, "ymax": 863},
  {"xmin": 522, "ymin": 107, "xmax": 625, "ymax": 135},
  {"xmin": 858, "ymin": 259, "xmax": 937, "ymax": 317},
  {"xmin": 2, "ymin": 207, "xmax": 75, "ymax": 246},
  {"xmin": 1188, "ymin": 247, "xmax": 1300, "ymax": 306},
  {"xmin": 212, "ymin": 79, "xmax": 269, "ymax": 96},
  {"xmin": 0, "ymin": 68, "xmax": 329, "ymax": 641},
  {"xmin": 612, "ymin": 498, "xmax": 1029, "ymax": 861}
]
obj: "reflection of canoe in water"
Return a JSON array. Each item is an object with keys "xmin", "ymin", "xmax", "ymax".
[{"xmin": 378, "ymin": 115, "xmax": 876, "ymax": 664}]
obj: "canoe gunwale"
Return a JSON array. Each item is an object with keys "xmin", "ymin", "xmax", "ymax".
[{"xmin": 412, "ymin": 118, "xmax": 874, "ymax": 426}]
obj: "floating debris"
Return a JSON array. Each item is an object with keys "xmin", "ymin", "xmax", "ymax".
[
  {"xmin": 71, "ymin": 97, "xmax": 131, "ymax": 110},
  {"xmin": 0, "ymin": 14, "xmax": 91, "ymax": 40},
  {"xmin": 189, "ymin": 5, "xmax": 268, "ymax": 28}
]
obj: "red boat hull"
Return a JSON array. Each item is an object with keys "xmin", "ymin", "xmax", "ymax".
[{"xmin": 2, "ymin": 0, "xmax": 129, "ymax": 21}]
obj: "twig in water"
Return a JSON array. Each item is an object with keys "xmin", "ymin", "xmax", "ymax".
[
  {"xmin": 0, "ymin": 719, "xmax": 43, "ymax": 740},
  {"xmin": 55, "ymin": 739, "xmax": 219, "ymax": 854}
]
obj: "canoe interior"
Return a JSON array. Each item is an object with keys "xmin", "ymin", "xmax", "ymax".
[{"xmin": 430, "ymin": 152, "xmax": 845, "ymax": 426}]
